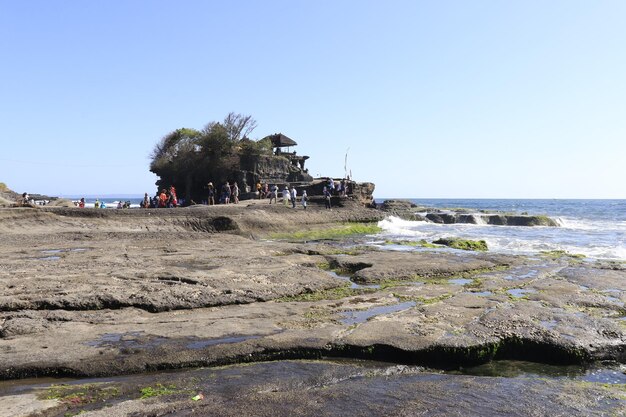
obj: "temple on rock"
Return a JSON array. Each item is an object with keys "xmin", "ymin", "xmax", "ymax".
[
  {"xmin": 269, "ymin": 133, "xmax": 310, "ymax": 172},
  {"xmin": 246, "ymin": 133, "xmax": 313, "ymax": 185},
  {"xmin": 234, "ymin": 132, "xmax": 373, "ymax": 203},
  {"xmin": 152, "ymin": 130, "xmax": 374, "ymax": 205}
]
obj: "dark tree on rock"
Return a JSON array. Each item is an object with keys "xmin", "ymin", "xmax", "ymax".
[
  {"xmin": 221, "ymin": 112, "xmax": 258, "ymax": 142},
  {"xmin": 150, "ymin": 114, "xmax": 270, "ymax": 203},
  {"xmin": 150, "ymin": 128, "xmax": 203, "ymax": 201}
]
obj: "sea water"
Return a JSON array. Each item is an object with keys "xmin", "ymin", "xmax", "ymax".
[
  {"xmin": 65, "ymin": 196, "xmax": 143, "ymax": 209},
  {"xmin": 375, "ymin": 199, "xmax": 626, "ymax": 261}
]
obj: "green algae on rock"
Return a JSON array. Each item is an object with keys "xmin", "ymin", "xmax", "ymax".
[
  {"xmin": 384, "ymin": 239, "xmax": 439, "ymax": 248},
  {"xmin": 540, "ymin": 250, "xmax": 586, "ymax": 260},
  {"xmin": 270, "ymin": 223, "xmax": 381, "ymax": 241},
  {"xmin": 432, "ymin": 238, "xmax": 488, "ymax": 251}
]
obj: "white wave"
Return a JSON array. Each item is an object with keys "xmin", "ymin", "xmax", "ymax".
[
  {"xmin": 80, "ymin": 203, "xmax": 141, "ymax": 209},
  {"xmin": 473, "ymin": 215, "xmax": 487, "ymax": 225},
  {"xmin": 376, "ymin": 215, "xmax": 626, "ymax": 261},
  {"xmin": 557, "ymin": 217, "xmax": 626, "ymax": 233},
  {"xmin": 557, "ymin": 217, "xmax": 599, "ymax": 231},
  {"xmin": 379, "ymin": 216, "xmax": 418, "ymax": 230},
  {"xmin": 485, "ymin": 236, "xmax": 626, "ymax": 260}
]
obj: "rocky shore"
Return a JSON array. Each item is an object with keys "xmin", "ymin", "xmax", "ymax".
[
  {"xmin": 0, "ymin": 200, "xmax": 624, "ymax": 416},
  {"xmin": 377, "ymin": 199, "xmax": 560, "ymax": 226}
]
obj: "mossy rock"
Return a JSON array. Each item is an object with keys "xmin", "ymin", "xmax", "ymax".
[
  {"xmin": 384, "ymin": 239, "xmax": 439, "ymax": 248},
  {"xmin": 540, "ymin": 250, "xmax": 586, "ymax": 260},
  {"xmin": 270, "ymin": 223, "xmax": 381, "ymax": 241},
  {"xmin": 432, "ymin": 238, "xmax": 488, "ymax": 252},
  {"xmin": 485, "ymin": 214, "xmax": 558, "ymax": 227}
]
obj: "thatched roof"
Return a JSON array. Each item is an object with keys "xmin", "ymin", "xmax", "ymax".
[{"xmin": 265, "ymin": 133, "xmax": 297, "ymax": 148}]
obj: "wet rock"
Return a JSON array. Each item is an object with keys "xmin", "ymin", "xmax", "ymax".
[
  {"xmin": 0, "ymin": 317, "xmax": 48, "ymax": 337},
  {"xmin": 425, "ymin": 212, "xmax": 559, "ymax": 226},
  {"xmin": 3, "ymin": 360, "xmax": 624, "ymax": 417},
  {"xmin": 484, "ymin": 214, "xmax": 559, "ymax": 227},
  {"xmin": 377, "ymin": 200, "xmax": 425, "ymax": 221},
  {"xmin": 327, "ymin": 251, "xmax": 513, "ymax": 284},
  {"xmin": 0, "ymin": 202, "xmax": 623, "ymax": 392},
  {"xmin": 432, "ymin": 238, "xmax": 488, "ymax": 251}
]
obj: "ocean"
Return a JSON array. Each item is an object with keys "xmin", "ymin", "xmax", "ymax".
[
  {"xmin": 66, "ymin": 196, "xmax": 144, "ymax": 209},
  {"xmin": 374, "ymin": 199, "xmax": 626, "ymax": 261}
]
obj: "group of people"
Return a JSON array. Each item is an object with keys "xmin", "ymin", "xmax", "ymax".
[
  {"xmin": 253, "ymin": 177, "xmax": 349, "ymax": 210},
  {"xmin": 81, "ymin": 198, "xmax": 106, "ymax": 209},
  {"xmin": 277, "ymin": 185, "xmax": 308, "ymax": 209},
  {"xmin": 326, "ymin": 177, "xmax": 349, "ymax": 197},
  {"xmin": 206, "ymin": 179, "xmax": 342, "ymax": 209},
  {"xmin": 145, "ymin": 186, "xmax": 179, "ymax": 208},
  {"xmin": 253, "ymin": 183, "xmax": 308, "ymax": 209},
  {"xmin": 117, "ymin": 200, "xmax": 132, "ymax": 209},
  {"xmin": 71, "ymin": 177, "xmax": 349, "ymax": 210},
  {"xmin": 206, "ymin": 181, "xmax": 240, "ymax": 205},
  {"xmin": 76, "ymin": 198, "xmax": 128, "ymax": 209}
]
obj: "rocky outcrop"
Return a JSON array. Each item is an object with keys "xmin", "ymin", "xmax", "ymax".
[
  {"xmin": 247, "ymin": 154, "xmax": 313, "ymax": 187},
  {"xmin": 0, "ymin": 183, "xmax": 19, "ymax": 207},
  {"xmin": 0, "ymin": 195, "xmax": 14, "ymax": 207},
  {"xmin": 432, "ymin": 237, "xmax": 488, "ymax": 251},
  {"xmin": 376, "ymin": 200, "xmax": 559, "ymax": 227},
  {"xmin": 350, "ymin": 181, "xmax": 375, "ymax": 206},
  {"xmin": 270, "ymin": 180, "xmax": 376, "ymax": 207},
  {"xmin": 426, "ymin": 213, "xmax": 559, "ymax": 227},
  {"xmin": 377, "ymin": 200, "xmax": 425, "ymax": 221}
]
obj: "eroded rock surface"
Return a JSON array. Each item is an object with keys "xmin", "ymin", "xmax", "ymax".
[
  {"xmin": 0, "ymin": 202, "xmax": 624, "ymax": 416},
  {"xmin": 2, "ymin": 361, "xmax": 623, "ymax": 417}
]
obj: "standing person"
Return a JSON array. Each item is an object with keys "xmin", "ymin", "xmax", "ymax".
[
  {"xmin": 282, "ymin": 186, "xmax": 290, "ymax": 207},
  {"xmin": 94, "ymin": 198, "xmax": 100, "ymax": 209},
  {"xmin": 142, "ymin": 193, "xmax": 149, "ymax": 208},
  {"xmin": 169, "ymin": 186, "xmax": 178, "ymax": 207},
  {"xmin": 256, "ymin": 181, "xmax": 262, "ymax": 199},
  {"xmin": 290, "ymin": 186, "xmax": 297, "ymax": 209},
  {"xmin": 78, "ymin": 198, "xmax": 85, "ymax": 208},
  {"xmin": 158, "ymin": 189, "xmax": 167, "ymax": 208},
  {"xmin": 207, "ymin": 182, "xmax": 215, "ymax": 205},
  {"xmin": 262, "ymin": 183, "xmax": 269, "ymax": 199},
  {"xmin": 301, "ymin": 190, "xmax": 308, "ymax": 210},
  {"xmin": 323, "ymin": 186, "xmax": 331, "ymax": 209},
  {"xmin": 232, "ymin": 182, "xmax": 240, "ymax": 204},
  {"xmin": 269, "ymin": 184, "xmax": 278, "ymax": 204},
  {"xmin": 222, "ymin": 183, "xmax": 230, "ymax": 204}
]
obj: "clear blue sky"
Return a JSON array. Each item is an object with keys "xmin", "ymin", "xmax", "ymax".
[{"xmin": 1, "ymin": 1, "xmax": 624, "ymax": 198}]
